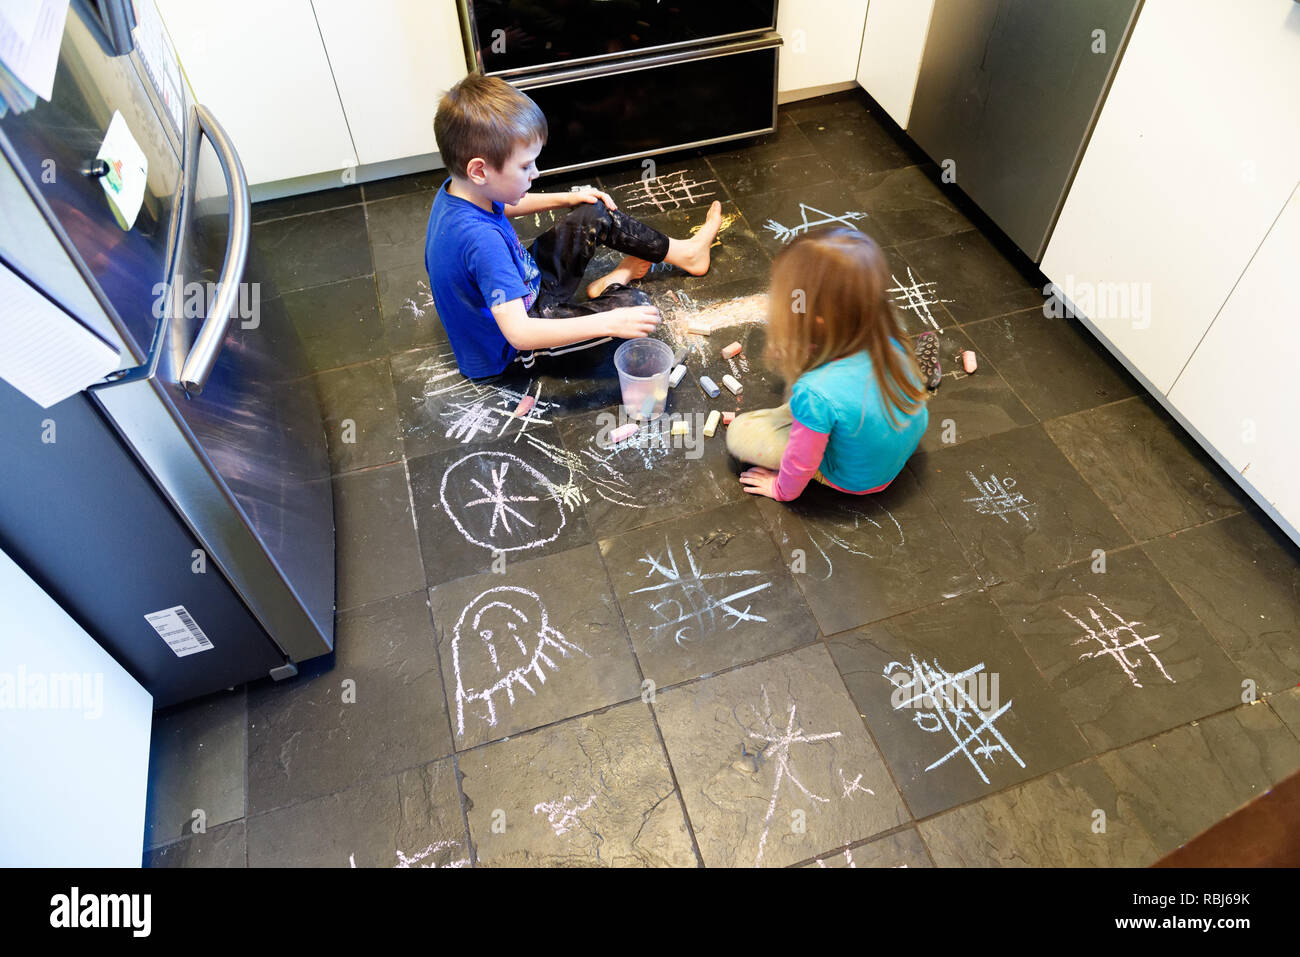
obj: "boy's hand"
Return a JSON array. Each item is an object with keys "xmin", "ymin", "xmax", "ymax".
[
  {"xmin": 739, "ymin": 467, "xmax": 780, "ymax": 499},
  {"xmin": 569, "ymin": 188, "xmax": 618, "ymax": 211},
  {"xmin": 601, "ymin": 305, "xmax": 660, "ymax": 339}
]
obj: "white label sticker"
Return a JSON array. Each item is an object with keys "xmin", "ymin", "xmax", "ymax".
[{"xmin": 144, "ymin": 605, "xmax": 214, "ymax": 657}]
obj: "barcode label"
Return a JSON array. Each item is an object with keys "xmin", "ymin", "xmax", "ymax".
[{"xmin": 144, "ymin": 605, "xmax": 215, "ymax": 658}]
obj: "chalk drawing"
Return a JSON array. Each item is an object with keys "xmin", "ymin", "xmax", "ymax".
[
  {"xmin": 452, "ymin": 585, "xmax": 588, "ymax": 735},
  {"xmin": 963, "ymin": 470, "xmax": 1035, "ymax": 524},
  {"xmin": 747, "ymin": 685, "xmax": 843, "ymax": 866},
  {"xmin": 521, "ymin": 434, "xmax": 644, "ymax": 510},
  {"xmin": 660, "ymin": 292, "xmax": 770, "ymax": 349},
  {"xmin": 413, "ymin": 348, "xmax": 560, "ymax": 446},
  {"xmin": 399, "ymin": 279, "xmax": 435, "ymax": 321},
  {"xmin": 795, "ymin": 498, "xmax": 907, "ymax": 580},
  {"xmin": 839, "ymin": 769, "xmax": 875, "ymax": 800},
  {"xmin": 764, "ymin": 203, "xmax": 867, "ymax": 244},
  {"xmin": 533, "ymin": 793, "xmax": 598, "ymax": 837},
  {"xmin": 885, "ymin": 655, "xmax": 1024, "ymax": 785},
  {"xmin": 689, "ymin": 209, "xmax": 739, "ymax": 248},
  {"xmin": 631, "ymin": 539, "xmax": 771, "ymax": 645},
  {"xmin": 611, "ymin": 169, "xmax": 720, "ymax": 212},
  {"xmin": 440, "ymin": 452, "xmax": 567, "ymax": 552},
  {"xmin": 1066, "ymin": 594, "xmax": 1174, "ymax": 688},
  {"xmin": 395, "ymin": 839, "xmax": 469, "ymax": 868},
  {"xmin": 888, "ymin": 268, "xmax": 952, "ymax": 331},
  {"xmin": 816, "ymin": 848, "xmax": 857, "ymax": 868}
]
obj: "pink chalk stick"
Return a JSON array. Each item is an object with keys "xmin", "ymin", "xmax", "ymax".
[
  {"xmin": 962, "ymin": 350, "xmax": 978, "ymax": 374},
  {"xmin": 721, "ymin": 341, "xmax": 743, "ymax": 359},
  {"xmin": 512, "ymin": 396, "xmax": 535, "ymax": 417},
  {"xmin": 609, "ymin": 423, "xmax": 639, "ymax": 443},
  {"xmin": 721, "ymin": 411, "xmax": 736, "ymax": 425}
]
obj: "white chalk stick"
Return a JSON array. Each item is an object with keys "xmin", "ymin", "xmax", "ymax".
[
  {"xmin": 703, "ymin": 410, "xmax": 721, "ymax": 437},
  {"xmin": 722, "ymin": 374, "xmax": 742, "ymax": 395},
  {"xmin": 671, "ymin": 418, "xmax": 689, "ymax": 436},
  {"xmin": 688, "ymin": 321, "xmax": 711, "ymax": 335},
  {"xmin": 668, "ymin": 364, "xmax": 687, "ymax": 387}
]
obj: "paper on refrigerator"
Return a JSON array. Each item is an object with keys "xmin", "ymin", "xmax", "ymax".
[
  {"xmin": 0, "ymin": 0, "xmax": 68, "ymax": 101},
  {"xmin": 96, "ymin": 109, "xmax": 149, "ymax": 230}
]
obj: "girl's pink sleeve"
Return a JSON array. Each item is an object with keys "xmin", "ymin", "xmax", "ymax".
[{"xmin": 773, "ymin": 419, "xmax": 830, "ymax": 502}]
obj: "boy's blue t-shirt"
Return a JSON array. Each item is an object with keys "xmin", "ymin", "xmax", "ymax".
[
  {"xmin": 789, "ymin": 345, "xmax": 929, "ymax": 491},
  {"xmin": 425, "ymin": 180, "xmax": 541, "ymax": 378}
]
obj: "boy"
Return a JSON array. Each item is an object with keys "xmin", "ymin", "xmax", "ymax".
[{"xmin": 427, "ymin": 73, "xmax": 723, "ymax": 379}]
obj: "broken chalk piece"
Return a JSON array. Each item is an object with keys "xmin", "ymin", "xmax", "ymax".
[
  {"xmin": 962, "ymin": 350, "xmax": 978, "ymax": 374},
  {"xmin": 721, "ymin": 374, "xmax": 742, "ymax": 395},
  {"xmin": 703, "ymin": 410, "xmax": 721, "ymax": 437},
  {"xmin": 688, "ymin": 321, "xmax": 711, "ymax": 336},
  {"xmin": 512, "ymin": 396, "xmax": 535, "ymax": 417},
  {"xmin": 721, "ymin": 341, "xmax": 743, "ymax": 359},
  {"xmin": 671, "ymin": 418, "xmax": 689, "ymax": 436},
  {"xmin": 671, "ymin": 347, "xmax": 687, "ymax": 366},
  {"xmin": 609, "ymin": 423, "xmax": 639, "ymax": 444},
  {"xmin": 698, "ymin": 375, "xmax": 720, "ymax": 398},
  {"xmin": 668, "ymin": 364, "xmax": 687, "ymax": 387},
  {"xmin": 721, "ymin": 411, "xmax": 736, "ymax": 426}
]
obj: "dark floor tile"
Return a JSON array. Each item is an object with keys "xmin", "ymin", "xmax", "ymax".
[
  {"xmin": 246, "ymin": 590, "xmax": 452, "ymax": 815},
  {"xmin": 705, "ymin": 150, "xmax": 838, "ymax": 199},
  {"xmin": 1269, "ymin": 688, "xmax": 1300, "ymax": 740},
  {"xmin": 144, "ymin": 688, "xmax": 246, "ymax": 847},
  {"xmin": 462, "ymin": 701, "xmax": 696, "ymax": 866},
  {"xmin": 1046, "ymin": 397, "xmax": 1246, "ymax": 542},
  {"xmin": 246, "ymin": 757, "xmax": 467, "ymax": 867},
  {"xmin": 702, "ymin": 112, "xmax": 817, "ymax": 167},
  {"xmin": 893, "ymin": 229, "xmax": 1042, "ymax": 324},
  {"xmin": 656, "ymin": 644, "xmax": 910, "ymax": 867},
  {"xmin": 375, "ymin": 264, "xmax": 448, "ymax": 353},
  {"xmin": 828, "ymin": 593, "xmax": 1091, "ymax": 818},
  {"xmin": 805, "ymin": 828, "xmax": 934, "ymax": 868},
  {"xmin": 366, "ymin": 191, "xmax": 435, "ymax": 273},
  {"xmin": 429, "ymin": 544, "xmax": 640, "ymax": 749},
  {"xmin": 314, "ymin": 359, "xmax": 403, "ymax": 474},
  {"xmin": 251, "ymin": 205, "xmax": 374, "ymax": 294},
  {"xmin": 918, "ymin": 761, "xmax": 1159, "ymax": 866},
  {"xmin": 798, "ymin": 110, "xmax": 914, "ymax": 184},
  {"xmin": 251, "ymin": 185, "xmax": 363, "ymax": 224},
  {"xmin": 281, "ymin": 276, "xmax": 387, "ymax": 374},
  {"xmin": 782, "ymin": 90, "xmax": 874, "ymax": 127},
  {"xmin": 407, "ymin": 431, "xmax": 595, "ymax": 587},
  {"xmin": 599, "ymin": 500, "xmax": 817, "ymax": 686},
  {"xmin": 732, "ymin": 179, "xmax": 892, "ymax": 259},
  {"xmin": 990, "ymin": 547, "xmax": 1246, "ymax": 752},
  {"xmin": 853, "ymin": 165, "xmax": 975, "ymax": 244},
  {"xmin": 332, "ymin": 462, "xmax": 427, "ymax": 610},
  {"xmin": 144, "ymin": 821, "xmax": 247, "ymax": 868},
  {"xmin": 1143, "ymin": 513, "xmax": 1300, "ymax": 694},
  {"xmin": 362, "ymin": 168, "xmax": 449, "ymax": 204},
  {"xmin": 964, "ymin": 308, "xmax": 1140, "ymax": 419},
  {"xmin": 910, "ymin": 425, "xmax": 1133, "ymax": 586},
  {"xmin": 1097, "ymin": 704, "xmax": 1300, "ymax": 856},
  {"xmin": 598, "ymin": 156, "xmax": 728, "ymax": 214},
  {"xmin": 915, "ymin": 327, "xmax": 1037, "ymax": 453},
  {"xmin": 755, "ymin": 468, "xmax": 981, "ymax": 635}
]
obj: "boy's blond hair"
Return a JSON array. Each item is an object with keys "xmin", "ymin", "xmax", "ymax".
[{"xmin": 434, "ymin": 74, "xmax": 548, "ymax": 179}]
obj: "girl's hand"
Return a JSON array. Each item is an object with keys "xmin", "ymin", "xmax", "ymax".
[
  {"xmin": 570, "ymin": 188, "xmax": 618, "ymax": 211},
  {"xmin": 739, "ymin": 466, "xmax": 780, "ymax": 499}
]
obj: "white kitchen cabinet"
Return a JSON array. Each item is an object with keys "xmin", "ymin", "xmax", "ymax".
[
  {"xmin": 855, "ymin": 0, "xmax": 935, "ymax": 128},
  {"xmin": 1041, "ymin": 0, "xmax": 1300, "ymax": 395},
  {"xmin": 1167, "ymin": 183, "xmax": 1300, "ymax": 535},
  {"xmin": 777, "ymin": 0, "xmax": 870, "ymax": 94},
  {"xmin": 312, "ymin": 0, "xmax": 467, "ymax": 167}
]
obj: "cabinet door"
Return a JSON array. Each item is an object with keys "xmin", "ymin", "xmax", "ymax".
[
  {"xmin": 777, "ymin": 0, "xmax": 869, "ymax": 93},
  {"xmin": 313, "ymin": 0, "xmax": 467, "ymax": 166},
  {"xmin": 855, "ymin": 0, "xmax": 935, "ymax": 128},
  {"xmin": 1168, "ymin": 183, "xmax": 1300, "ymax": 536},
  {"xmin": 155, "ymin": 0, "xmax": 358, "ymax": 185},
  {"xmin": 1041, "ymin": 0, "xmax": 1300, "ymax": 394}
]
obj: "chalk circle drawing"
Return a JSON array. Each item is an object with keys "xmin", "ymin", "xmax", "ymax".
[
  {"xmin": 963, "ymin": 469, "xmax": 1035, "ymax": 524},
  {"xmin": 888, "ymin": 267, "xmax": 952, "ymax": 331},
  {"xmin": 632, "ymin": 539, "xmax": 771, "ymax": 646},
  {"xmin": 764, "ymin": 203, "xmax": 867, "ymax": 244},
  {"xmin": 611, "ymin": 168, "xmax": 720, "ymax": 212},
  {"xmin": 440, "ymin": 452, "xmax": 567, "ymax": 552},
  {"xmin": 1066, "ymin": 594, "xmax": 1175, "ymax": 688},
  {"xmin": 533, "ymin": 793, "xmax": 598, "ymax": 838},
  {"xmin": 796, "ymin": 498, "xmax": 906, "ymax": 580},
  {"xmin": 884, "ymin": 655, "xmax": 1024, "ymax": 785},
  {"xmin": 452, "ymin": 585, "xmax": 588, "ymax": 736}
]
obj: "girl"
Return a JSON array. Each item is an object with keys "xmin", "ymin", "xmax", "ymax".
[{"xmin": 728, "ymin": 227, "xmax": 930, "ymax": 501}]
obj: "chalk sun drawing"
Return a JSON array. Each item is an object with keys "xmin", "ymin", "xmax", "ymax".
[
  {"xmin": 452, "ymin": 585, "xmax": 588, "ymax": 736},
  {"xmin": 533, "ymin": 793, "xmax": 598, "ymax": 837},
  {"xmin": 764, "ymin": 203, "xmax": 867, "ymax": 244},
  {"xmin": 963, "ymin": 470, "xmax": 1035, "ymax": 524},
  {"xmin": 885, "ymin": 655, "xmax": 1025, "ymax": 785},
  {"xmin": 888, "ymin": 267, "xmax": 952, "ymax": 331},
  {"xmin": 631, "ymin": 539, "xmax": 771, "ymax": 645},
  {"xmin": 440, "ymin": 452, "xmax": 567, "ymax": 552},
  {"xmin": 1066, "ymin": 594, "xmax": 1175, "ymax": 688},
  {"xmin": 611, "ymin": 169, "xmax": 720, "ymax": 212},
  {"xmin": 746, "ymin": 685, "xmax": 843, "ymax": 866}
]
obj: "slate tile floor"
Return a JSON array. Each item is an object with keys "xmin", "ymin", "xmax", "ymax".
[{"xmin": 143, "ymin": 90, "xmax": 1300, "ymax": 868}]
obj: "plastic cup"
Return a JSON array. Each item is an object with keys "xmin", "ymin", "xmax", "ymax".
[{"xmin": 614, "ymin": 338, "xmax": 674, "ymax": 420}]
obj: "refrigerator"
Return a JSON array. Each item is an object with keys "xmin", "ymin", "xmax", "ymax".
[{"xmin": 0, "ymin": 0, "xmax": 335, "ymax": 708}]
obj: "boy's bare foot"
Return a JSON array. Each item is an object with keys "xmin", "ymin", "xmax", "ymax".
[
  {"xmin": 587, "ymin": 255, "xmax": 652, "ymax": 300},
  {"xmin": 665, "ymin": 200, "xmax": 723, "ymax": 276}
]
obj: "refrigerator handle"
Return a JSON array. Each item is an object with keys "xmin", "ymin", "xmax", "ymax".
[{"xmin": 178, "ymin": 104, "xmax": 251, "ymax": 396}]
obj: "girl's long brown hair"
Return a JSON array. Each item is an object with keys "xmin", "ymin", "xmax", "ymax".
[{"xmin": 764, "ymin": 226, "xmax": 925, "ymax": 429}]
